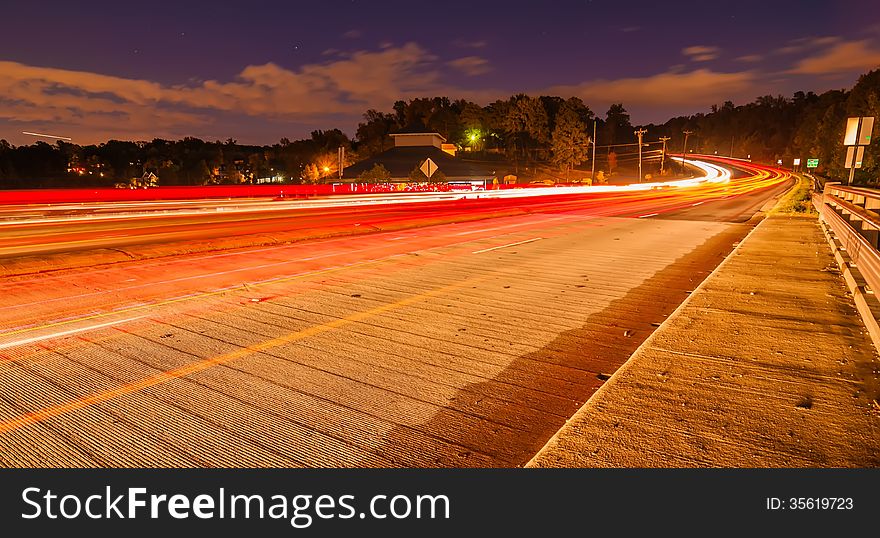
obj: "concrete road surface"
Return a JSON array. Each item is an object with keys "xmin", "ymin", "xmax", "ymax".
[{"xmin": 0, "ymin": 168, "xmax": 791, "ymax": 467}]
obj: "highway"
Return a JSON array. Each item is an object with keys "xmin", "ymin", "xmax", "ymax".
[
  {"xmin": 0, "ymin": 157, "xmax": 792, "ymax": 467},
  {"xmin": 0, "ymin": 157, "xmax": 752, "ymax": 262}
]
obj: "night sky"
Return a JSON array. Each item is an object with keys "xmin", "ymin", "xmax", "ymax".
[{"xmin": 2, "ymin": 0, "xmax": 879, "ymax": 145}]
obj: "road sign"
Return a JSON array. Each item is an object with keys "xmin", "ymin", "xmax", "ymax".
[
  {"xmin": 806, "ymin": 158, "xmax": 819, "ymax": 168},
  {"xmin": 419, "ymin": 158, "xmax": 438, "ymax": 178},
  {"xmin": 793, "ymin": 158, "xmax": 801, "ymax": 166},
  {"xmin": 845, "ymin": 146, "xmax": 865, "ymax": 169},
  {"xmin": 844, "ymin": 117, "xmax": 874, "ymax": 146}
]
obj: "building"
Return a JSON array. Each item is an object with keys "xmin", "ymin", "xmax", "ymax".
[{"xmin": 342, "ymin": 131, "xmax": 501, "ymax": 185}]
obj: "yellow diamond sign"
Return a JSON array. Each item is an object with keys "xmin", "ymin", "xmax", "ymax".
[{"xmin": 420, "ymin": 158, "xmax": 438, "ymax": 178}]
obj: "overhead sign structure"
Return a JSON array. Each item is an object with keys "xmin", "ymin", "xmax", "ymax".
[
  {"xmin": 844, "ymin": 117, "xmax": 874, "ymax": 146},
  {"xmin": 420, "ymin": 158, "xmax": 438, "ymax": 179},
  {"xmin": 845, "ymin": 146, "xmax": 865, "ymax": 169},
  {"xmin": 806, "ymin": 158, "xmax": 819, "ymax": 169}
]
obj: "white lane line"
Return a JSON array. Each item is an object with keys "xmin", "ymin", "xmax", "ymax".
[
  {"xmin": 454, "ymin": 214, "xmax": 582, "ymax": 236},
  {"xmin": 0, "ymin": 212, "xmax": 589, "ymax": 312},
  {"xmin": 0, "ymin": 316, "xmax": 144, "ymax": 351},
  {"xmin": 2, "ymin": 226, "xmax": 557, "ymax": 334},
  {"xmin": 0, "ymin": 208, "xmax": 606, "ymax": 331},
  {"xmin": 638, "ymin": 213, "xmax": 659, "ymax": 218},
  {"xmin": 692, "ymin": 201, "xmax": 704, "ymax": 206},
  {"xmin": 472, "ymin": 237, "xmax": 542, "ymax": 254}
]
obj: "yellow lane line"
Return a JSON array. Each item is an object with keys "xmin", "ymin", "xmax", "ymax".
[{"xmin": 0, "ymin": 273, "xmax": 487, "ymax": 434}]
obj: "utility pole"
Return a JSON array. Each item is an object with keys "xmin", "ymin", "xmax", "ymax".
[
  {"xmin": 681, "ymin": 130, "xmax": 693, "ymax": 175},
  {"xmin": 634, "ymin": 128, "xmax": 647, "ymax": 182},
  {"xmin": 591, "ymin": 119, "xmax": 597, "ymax": 183},
  {"xmin": 337, "ymin": 146, "xmax": 345, "ymax": 180},
  {"xmin": 659, "ymin": 136, "xmax": 671, "ymax": 175}
]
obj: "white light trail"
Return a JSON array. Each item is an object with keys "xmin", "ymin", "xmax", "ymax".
[{"xmin": 21, "ymin": 131, "xmax": 73, "ymax": 141}]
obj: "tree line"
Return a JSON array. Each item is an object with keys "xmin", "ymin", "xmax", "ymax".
[
  {"xmin": 1, "ymin": 68, "xmax": 878, "ymax": 188},
  {"xmin": 654, "ymin": 69, "xmax": 880, "ymax": 181}
]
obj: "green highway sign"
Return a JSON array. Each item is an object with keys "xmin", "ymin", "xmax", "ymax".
[{"xmin": 806, "ymin": 158, "xmax": 819, "ymax": 168}]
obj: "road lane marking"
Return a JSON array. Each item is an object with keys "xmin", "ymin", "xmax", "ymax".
[
  {"xmin": 454, "ymin": 216, "xmax": 579, "ymax": 236},
  {"xmin": 0, "ymin": 215, "xmax": 611, "ymax": 366},
  {"xmin": 472, "ymin": 237, "xmax": 542, "ymax": 254},
  {"xmin": 638, "ymin": 213, "xmax": 658, "ymax": 218},
  {"xmin": 0, "ymin": 207, "xmax": 593, "ymax": 309},
  {"xmin": 0, "ymin": 273, "xmax": 488, "ymax": 435},
  {"xmin": 0, "ymin": 316, "xmax": 144, "ymax": 351},
  {"xmin": 1, "ymin": 213, "xmax": 602, "ymax": 327},
  {"xmin": 0, "ymin": 257, "xmax": 395, "ymax": 340}
]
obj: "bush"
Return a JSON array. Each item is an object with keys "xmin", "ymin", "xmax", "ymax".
[{"xmin": 358, "ymin": 164, "xmax": 392, "ymax": 183}]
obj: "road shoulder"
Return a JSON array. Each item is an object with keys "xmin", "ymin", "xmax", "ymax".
[{"xmin": 528, "ymin": 214, "xmax": 880, "ymax": 467}]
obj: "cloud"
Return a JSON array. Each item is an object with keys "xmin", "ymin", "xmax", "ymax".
[
  {"xmin": 0, "ymin": 43, "xmax": 494, "ymax": 142},
  {"xmin": 788, "ymin": 39, "xmax": 880, "ymax": 74},
  {"xmin": 447, "ymin": 56, "xmax": 491, "ymax": 76},
  {"xmin": 0, "ymin": 41, "xmax": 796, "ymax": 144},
  {"xmin": 452, "ymin": 39, "xmax": 487, "ymax": 49},
  {"xmin": 735, "ymin": 54, "xmax": 762, "ymax": 63},
  {"xmin": 549, "ymin": 68, "xmax": 755, "ymax": 107},
  {"xmin": 775, "ymin": 35, "xmax": 841, "ymax": 56},
  {"xmin": 682, "ymin": 45, "xmax": 720, "ymax": 62},
  {"xmin": 342, "ymin": 29, "xmax": 362, "ymax": 39}
]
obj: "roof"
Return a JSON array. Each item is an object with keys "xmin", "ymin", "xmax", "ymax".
[
  {"xmin": 342, "ymin": 146, "xmax": 500, "ymax": 181},
  {"xmin": 388, "ymin": 132, "xmax": 447, "ymax": 143},
  {"xmin": 394, "ymin": 122, "xmax": 431, "ymax": 134}
]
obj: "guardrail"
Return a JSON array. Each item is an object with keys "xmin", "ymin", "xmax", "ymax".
[
  {"xmin": 814, "ymin": 182, "xmax": 880, "ymax": 348},
  {"xmin": 815, "ymin": 182, "xmax": 880, "ymax": 295},
  {"xmin": 805, "ymin": 172, "xmax": 827, "ymax": 191}
]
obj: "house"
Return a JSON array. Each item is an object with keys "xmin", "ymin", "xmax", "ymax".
[{"xmin": 343, "ymin": 130, "xmax": 500, "ymax": 184}]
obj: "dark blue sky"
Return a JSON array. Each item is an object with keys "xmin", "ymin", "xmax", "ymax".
[{"xmin": 2, "ymin": 0, "xmax": 879, "ymax": 144}]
